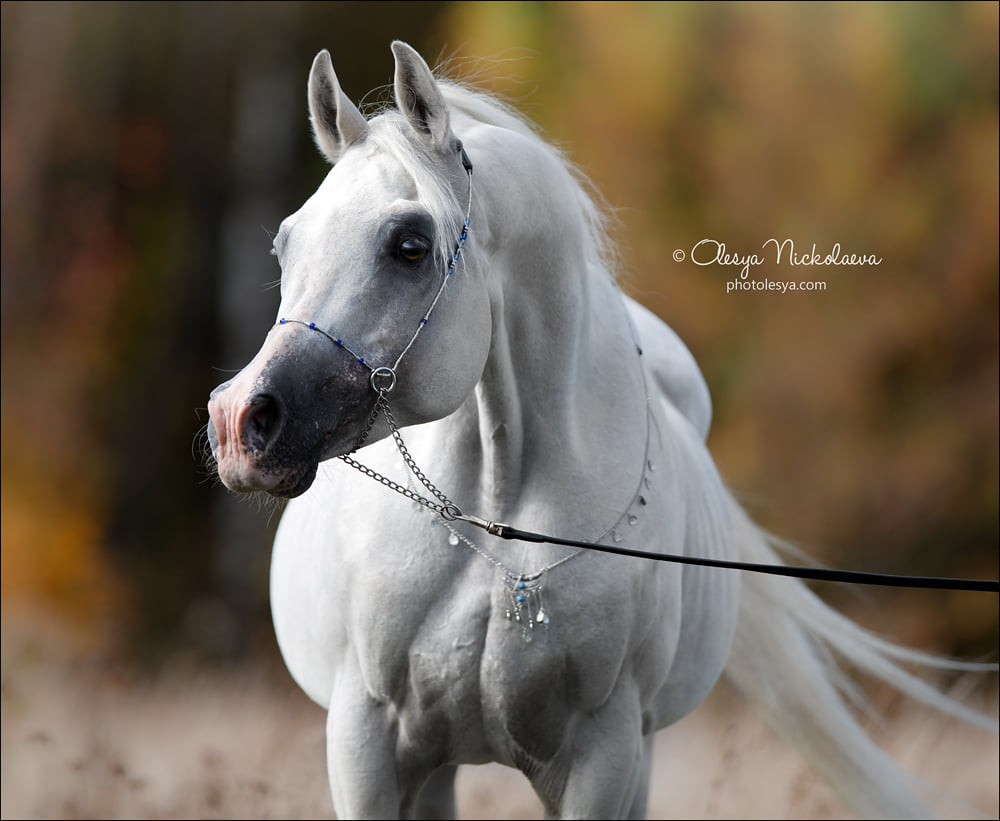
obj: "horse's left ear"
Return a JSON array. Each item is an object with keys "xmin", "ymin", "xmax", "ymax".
[{"xmin": 391, "ymin": 41, "xmax": 450, "ymax": 148}]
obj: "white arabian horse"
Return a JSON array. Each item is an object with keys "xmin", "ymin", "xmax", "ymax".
[{"xmin": 208, "ymin": 42, "xmax": 993, "ymax": 819}]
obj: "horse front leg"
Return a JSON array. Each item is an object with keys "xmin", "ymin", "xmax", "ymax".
[
  {"xmin": 530, "ymin": 680, "xmax": 649, "ymax": 820},
  {"xmin": 412, "ymin": 764, "xmax": 458, "ymax": 819},
  {"xmin": 625, "ymin": 734, "xmax": 655, "ymax": 820},
  {"xmin": 325, "ymin": 678, "xmax": 402, "ymax": 819}
]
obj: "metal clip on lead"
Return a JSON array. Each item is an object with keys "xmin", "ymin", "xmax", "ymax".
[{"xmin": 455, "ymin": 512, "xmax": 509, "ymax": 537}]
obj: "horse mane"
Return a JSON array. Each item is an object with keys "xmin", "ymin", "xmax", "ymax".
[
  {"xmin": 361, "ymin": 74, "xmax": 622, "ymax": 282},
  {"xmin": 438, "ymin": 79, "xmax": 622, "ymax": 281}
]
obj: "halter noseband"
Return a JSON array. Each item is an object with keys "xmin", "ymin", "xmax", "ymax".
[{"xmin": 277, "ymin": 143, "xmax": 474, "ymax": 397}]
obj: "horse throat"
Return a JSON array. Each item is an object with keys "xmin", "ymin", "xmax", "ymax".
[{"xmin": 470, "ymin": 261, "xmax": 651, "ymax": 537}]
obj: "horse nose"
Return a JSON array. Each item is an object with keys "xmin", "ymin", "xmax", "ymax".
[
  {"xmin": 242, "ymin": 392, "xmax": 284, "ymax": 453},
  {"xmin": 210, "ymin": 381, "xmax": 231, "ymax": 402}
]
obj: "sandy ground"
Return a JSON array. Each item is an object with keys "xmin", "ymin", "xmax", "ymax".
[{"xmin": 2, "ymin": 616, "xmax": 997, "ymax": 820}]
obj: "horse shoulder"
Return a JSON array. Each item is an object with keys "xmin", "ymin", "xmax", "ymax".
[{"xmin": 624, "ymin": 296, "xmax": 712, "ymax": 441}]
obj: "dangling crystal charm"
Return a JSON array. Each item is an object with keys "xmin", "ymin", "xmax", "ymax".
[
  {"xmin": 502, "ymin": 570, "xmax": 552, "ymax": 642},
  {"xmin": 628, "ymin": 514, "xmax": 639, "ymax": 526},
  {"xmin": 448, "ymin": 532, "xmax": 460, "ymax": 546}
]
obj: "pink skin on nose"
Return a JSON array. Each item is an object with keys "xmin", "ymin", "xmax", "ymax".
[
  {"xmin": 208, "ymin": 380, "xmax": 281, "ymax": 493},
  {"xmin": 207, "ymin": 322, "xmax": 374, "ymax": 498}
]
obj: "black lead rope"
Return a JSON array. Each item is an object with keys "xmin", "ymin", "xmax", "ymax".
[{"xmin": 477, "ymin": 523, "xmax": 1000, "ymax": 593}]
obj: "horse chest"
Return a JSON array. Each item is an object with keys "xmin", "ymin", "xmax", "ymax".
[
  {"xmin": 271, "ymin": 427, "xmax": 685, "ymax": 764},
  {"xmin": 372, "ymin": 581, "xmax": 621, "ymax": 766},
  {"xmin": 347, "ymin": 546, "xmax": 594, "ymax": 757}
]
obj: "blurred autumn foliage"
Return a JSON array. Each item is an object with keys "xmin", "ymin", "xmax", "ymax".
[
  {"xmin": 1, "ymin": 0, "xmax": 453, "ymax": 657},
  {"xmin": 2, "ymin": 2, "xmax": 997, "ymax": 661}
]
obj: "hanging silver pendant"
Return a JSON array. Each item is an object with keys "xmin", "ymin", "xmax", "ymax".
[{"xmin": 504, "ymin": 571, "xmax": 550, "ymax": 642}]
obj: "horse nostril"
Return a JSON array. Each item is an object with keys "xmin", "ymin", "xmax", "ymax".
[{"xmin": 244, "ymin": 393, "xmax": 283, "ymax": 452}]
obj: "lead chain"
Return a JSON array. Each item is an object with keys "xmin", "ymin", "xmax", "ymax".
[
  {"xmin": 353, "ymin": 392, "xmax": 384, "ymax": 451},
  {"xmin": 380, "ymin": 397, "xmax": 454, "ymax": 510},
  {"xmin": 338, "ymin": 389, "xmax": 462, "ymax": 521}
]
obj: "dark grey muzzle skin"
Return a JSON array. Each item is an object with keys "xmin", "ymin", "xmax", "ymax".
[{"xmin": 209, "ymin": 329, "xmax": 375, "ymax": 498}]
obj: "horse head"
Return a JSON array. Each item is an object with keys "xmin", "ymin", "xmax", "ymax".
[{"xmin": 207, "ymin": 43, "xmax": 492, "ymax": 498}]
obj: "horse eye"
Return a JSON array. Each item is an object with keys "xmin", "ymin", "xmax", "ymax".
[{"xmin": 398, "ymin": 238, "xmax": 429, "ymax": 262}]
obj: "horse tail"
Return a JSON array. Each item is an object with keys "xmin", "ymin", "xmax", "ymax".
[{"xmin": 722, "ymin": 489, "xmax": 997, "ymax": 819}]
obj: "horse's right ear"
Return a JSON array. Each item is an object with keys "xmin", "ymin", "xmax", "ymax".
[
  {"xmin": 392, "ymin": 41, "xmax": 450, "ymax": 149},
  {"xmin": 308, "ymin": 50, "xmax": 367, "ymax": 164}
]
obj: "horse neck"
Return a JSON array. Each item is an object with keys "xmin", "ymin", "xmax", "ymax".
[{"xmin": 455, "ymin": 126, "xmax": 649, "ymax": 530}]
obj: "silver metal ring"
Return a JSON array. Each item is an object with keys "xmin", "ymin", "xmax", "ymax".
[
  {"xmin": 440, "ymin": 503, "xmax": 462, "ymax": 522},
  {"xmin": 370, "ymin": 366, "xmax": 397, "ymax": 393}
]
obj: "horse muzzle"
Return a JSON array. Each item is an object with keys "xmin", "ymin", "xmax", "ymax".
[{"xmin": 207, "ymin": 327, "xmax": 373, "ymax": 498}]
